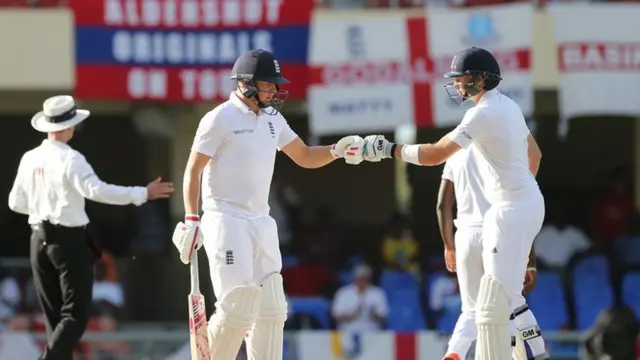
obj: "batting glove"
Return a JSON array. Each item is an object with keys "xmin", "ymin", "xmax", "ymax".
[
  {"xmin": 330, "ymin": 135, "xmax": 365, "ymax": 165},
  {"xmin": 172, "ymin": 214, "xmax": 204, "ymax": 265},
  {"xmin": 363, "ymin": 135, "xmax": 395, "ymax": 162}
]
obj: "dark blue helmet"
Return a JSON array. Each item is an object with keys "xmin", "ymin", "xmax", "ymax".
[
  {"xmin": 231, "ymin": 49, "xmax": 289, "ymax": 114},
  {"xmin": 231, "ymin": 49, "xmax": 290, "ymax": 85},
  {"xmin": 444, "ymin": 47, "xmax": 502, "ymax": 106}
]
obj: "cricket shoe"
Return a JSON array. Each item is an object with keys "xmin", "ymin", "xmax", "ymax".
[{"xmin": 442, "ymin": 353, "xmax": 461, "ymax": 360}]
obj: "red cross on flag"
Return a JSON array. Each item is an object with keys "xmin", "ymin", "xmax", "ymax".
[{"xmin": 307, "ymin": 3, "xmax": 534, "ymax": 137}]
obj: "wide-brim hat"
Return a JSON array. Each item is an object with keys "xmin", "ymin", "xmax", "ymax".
[{"xmin": 31, "ymin": 95, "xmax": 90, "ymax": 133}]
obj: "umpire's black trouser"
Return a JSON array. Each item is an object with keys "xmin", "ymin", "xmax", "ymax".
[{"xmin": 30, "ymin": 221, "xmax": 95, "ymax": 360}]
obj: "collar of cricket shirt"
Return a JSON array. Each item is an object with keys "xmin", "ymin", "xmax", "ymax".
[
  {"xmin": 229, "ymin": 92, "xmax": 258, "ymax": 116},
  {"xmin": 228, "ymin": 92, "xmax": 277, "ymax": 117},
  {"xmin": 478, "ymin": 88, "xmax": 499, "ymax": 105},
  {"xmin": 42, "ymin": 139, "xmax": 71, "ymax": 149}
]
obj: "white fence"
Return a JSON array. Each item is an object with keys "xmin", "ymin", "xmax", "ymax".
[{"xmin": 0, "ymin": 330, "xmax": 586, "ymax": 360}]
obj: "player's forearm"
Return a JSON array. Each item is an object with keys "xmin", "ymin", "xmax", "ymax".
[
  {"xmin": 528, "ymin": 156, "xmax": 540, "ymax": 177},
  {"xmin": 436, "ymin": 179, "xmax": 455, "ymax": 250},
  {"xmin": 392, "ymin": 144, "xmax": 446, "ymax": 166},
  {"xmin": 436, "ymin": 204, "xmax": 455, "ymax": 250},
  {"xmin": 527, "ymin": 134, "xmax": 542, "ymax": 177},
  {"xmin": 527, "ymin": 246, "xmax": 537, "ymax": 268},
  {"xmin": 183, "ymin": 170, "xmax": 201, "ymax": 215},
  {"xmin": 297, "ymin": 145, "xmax": 335, "ymax": 169}
]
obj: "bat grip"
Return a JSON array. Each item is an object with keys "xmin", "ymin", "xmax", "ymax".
[{"xmin": 190, "ymin": 251, "xmax": 200, "ymax": 294}]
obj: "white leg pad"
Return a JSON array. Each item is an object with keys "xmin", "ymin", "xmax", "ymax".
[
  {"xmin": 208, "ymin": 286, "xmax": 263, "ymax": 360},
  {"xmin": 246, "ymin": 273, "xmax": 288, "ymax": 360},
  {"xmin": 474, "ymin": 275, "xmax": 512, "ymax": 360}
]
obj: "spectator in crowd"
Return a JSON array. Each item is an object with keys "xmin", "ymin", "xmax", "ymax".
[
  {"xmin": 591, "ymin": 167, "xmax": 636, "ymax": 253},
  {"xmin": 0, "ymin": 267, "xmax": 21, "ymax": 331},
  {"xmin": 78, "ymin": 311, "xmax": 130, "ymax": 360},
  {"xmin": 0, "ymin": 315, "xmax": 40, "ymax": 359},
  {"xmin": 282, "ymin": 251, "xmax": 337, "ymax": 299},
  {"xmin": 429, "ymin": 271, "xmax": 461, "ymax": 320},
  {"xmin": 97, "ymin": 250, "xmax": 119, "ymax": 283},
  {"xmin": 614, "ymin": 213, "xmax": 640, "ymax": 266},
  {"xmin": 534, "ymin": 204, "xmax": 590, "ymax": 269},
  {"xmin": 381, "ymin": 213, "xmax": 420, "ymax": 276},
  {"xmin": 331, "ymin": 264, "xmax": 388, "ymax": 333},
  {"xmin": 92, "ymin": 260, "xmax": 124, "ymax": 319},
  {"xmin": 22, "ymin": 275, "xmax": 41, "ymax": 314}
]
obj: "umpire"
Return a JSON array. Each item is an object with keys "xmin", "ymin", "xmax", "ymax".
[{"xmin": 8, "ymin": 95, "xmax": 174, "ymax": 360}]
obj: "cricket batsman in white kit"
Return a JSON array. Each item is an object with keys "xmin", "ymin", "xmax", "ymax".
[
  {"xmin": 348, "ymin": 47, "xmax": 549, "ymax": 360},
  {"xmin": 172, "ymin": 49, "xmax": 365, "ymax": 360},
  {"xmin": 437, "ymin": 144, "xmax": 540, "ymax": 360}
]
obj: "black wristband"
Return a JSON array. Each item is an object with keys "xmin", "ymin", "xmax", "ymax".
[{"xmin": 390, "ymin": 144, "xmax": 398, "ymax": 159}]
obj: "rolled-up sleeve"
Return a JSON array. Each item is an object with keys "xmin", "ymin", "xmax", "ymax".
[
  {"xmin": 447, "ymin": 107, "xmax": 490, "ymax": 149},
  {"xmin": 191, "ymin": 111, "xmax": 226, "ymax": 157},
  {"xmin": 441, "ymin": 160, "xmax": 454, "ymax": 181},
  {"xmin": 277, "ymin": 117, "xmax": 298, "ymax": 151}
]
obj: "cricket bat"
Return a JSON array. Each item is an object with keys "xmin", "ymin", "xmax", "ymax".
[{"xmin": 188, "ymin": 251, "xmax": 210, "ymax": 359}]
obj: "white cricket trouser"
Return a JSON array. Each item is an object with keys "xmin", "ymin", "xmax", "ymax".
[
  {"xmin": 482, "ymin": 192, "xmax": 544, "ymax": 313},
  {"xmin": 447, "ymin": 224, "xmax": 483, "ymax": 357},
  {"xmin": 200, "ymin": 211, "xmax": 282, "ymax": 300},
  {"xmin": 480, "ymin": 191, "xmax": 549, "ymax": 358}
]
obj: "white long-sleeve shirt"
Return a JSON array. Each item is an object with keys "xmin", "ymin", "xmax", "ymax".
[{"xmin": 8, "ymin": 139, "xmax": 148, "ymax": 227}]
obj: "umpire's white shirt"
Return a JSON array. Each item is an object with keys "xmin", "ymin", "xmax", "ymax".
[
  {"xmin": 191, "ymin": 93, "xmax": 298, "ymax": 218},
  {"xmin": 8, "ymin": 139, "xmax": 148, "ymax": 227},
  {"xmin": 441, "ymin": 145, "xmax": 491, "ymax": 228},
  {"xmin": 447, "ymin": 89, "xmax": 539, "ymax": 203}
]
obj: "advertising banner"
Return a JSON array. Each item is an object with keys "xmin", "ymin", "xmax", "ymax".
[
  {"xmin": 427, "ymin": 3, "xmax": 534, "ymax": 127},
  {"xmin": 296, "ymin": 331, "xmax": 448, "ymax": 360},
  {"xmin": 548, "ymin": 3, "xmax": 640, "ymax": 121},
  {"xmin": 307, "ymin": 3, "xmax": 533, "ymax": 136},
  {"xmin": 307, "ymin": 13, "xmax": 426, "ymax": 135},
  {"xmin": 70, "ymin": 0, "xmax": 312, "ymax": 102}
]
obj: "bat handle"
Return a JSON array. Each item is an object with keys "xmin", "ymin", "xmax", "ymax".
[{"xmin": 190, "ymin": 251, "xmax": 200, "ymax": 294}]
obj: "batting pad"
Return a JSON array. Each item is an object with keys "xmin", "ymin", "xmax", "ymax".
[
  {"xmin": 475, "ymin": 275, "xmax": 512, "ymax": 360},
  {"xmin": 208, "ymin": 286, "xmax": 263, "ymax": 360},
  {"xmin": 246, "ymin": 273, "xmax": 288, "ymax": 360}
]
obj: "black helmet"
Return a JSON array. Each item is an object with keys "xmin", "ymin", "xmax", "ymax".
[
  {"xmin": 443, "ymin": 47, "xmax": 502, "ymax": 106},
  {"xmin": 231, "ymin": 49, "xmax": 289, "ymax": 114}
]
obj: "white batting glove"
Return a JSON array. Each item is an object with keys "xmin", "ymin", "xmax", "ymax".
[
  {"xmin": 172, "ymin": 214, "xmax": 204, "ymax": 265},
  {"xmin": 330, "ymin": 135, "xmax": 365, "ymax": 165},
  {"xmin": 363, "ymin": 135, "xmax": 395, "ymax": 162}
]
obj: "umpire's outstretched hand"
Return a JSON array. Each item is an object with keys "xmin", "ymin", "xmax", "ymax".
[{"xmin": 147, "ymin": 177, "xmax": 175, "ymax": 199}]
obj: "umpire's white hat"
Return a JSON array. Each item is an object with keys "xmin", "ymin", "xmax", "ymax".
[{"xmin": 31, "ymin": 95, "xmax": 90, "ymax": 133}]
